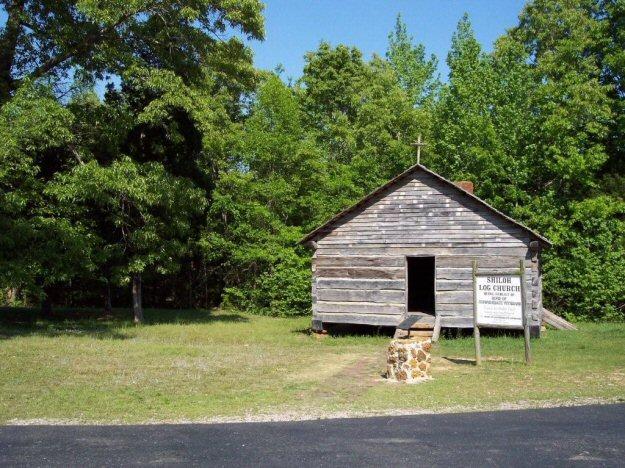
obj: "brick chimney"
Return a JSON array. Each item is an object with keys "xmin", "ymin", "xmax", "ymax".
[{"xmin": 454, "ymin": 180, "xmax": 474, "ymax": 194}]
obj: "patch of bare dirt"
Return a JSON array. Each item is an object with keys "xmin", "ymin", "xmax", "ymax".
[{"xmin": 311, "ymin": 351, "xmax": 386, "ymax": 399}]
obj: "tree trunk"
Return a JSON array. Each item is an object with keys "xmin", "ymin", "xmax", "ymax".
[
  {"xmin": 41, "ymin": 295, "xmax": 52, "ymax": 318},
  {"xmin": 203, "ymin": 261, "xmax": 209, "ymax": 310},
  {"xmin": 187, "ymin": 260, "xmax": 193, "ymax": 309},
  {"xmin": 0, "ymin": 1, "xmax": 25, "ymax": 104},
  {"xmin": 6, "ymin": 287, "xmax": 17, "ymax": 305},
  {"xmin": 132, "ymin": 273, "xmax": 143, "ymax": 324},
  {"xmin": 104, "ymin": 281, "xmax": 112, "ymax": 314}
]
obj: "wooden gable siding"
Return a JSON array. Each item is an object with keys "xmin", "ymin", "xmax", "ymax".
[{"xmin": 312, "ymin": 170, "xmax": 542, "ymax": 328}]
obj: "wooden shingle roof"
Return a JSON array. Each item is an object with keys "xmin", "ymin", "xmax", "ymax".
[{"xmin": 300, "ymin": 163, "xmax": 551, "ymax": 246}]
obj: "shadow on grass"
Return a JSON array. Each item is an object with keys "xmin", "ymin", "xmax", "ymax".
[
  {"xmin": 294, "ymin": 323, "xmax": 396, "ymax": 338},
  {"xmin": 142, "ymin": 308, "xmax": 248, "ymax": 326},
  {"xmin": 442, "ymin": 356, "xmax": 520, "ymax": 365},
  {"xmin": 0, "ymin": 307, "xmax": 248, "ymax": 341},
  {"xmin": 0, "ymin": 321, "xmax": 133, "ymax": 340},
  {"xmin": 442, "ymin": 357, "xmax": 476, "ymax": 366}
]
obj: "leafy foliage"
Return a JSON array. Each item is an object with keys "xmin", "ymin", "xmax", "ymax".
[
  {"xmin": 0, "ymin": 83, "xmax": 92, "ymax": 293},
  {"xmin": 427, "ymin": 3, "xmax": 624, "ymax": 319},
  {"xmin": 0, "ymin": 0, "xmax": 264, "ymax": 102},
  {"xmin": 1, "ymin": 1, "xmax": 624, "ymax": 320},
  {"xmin": 48, "ymin": 157, "xmax": 206, "ymax": 283},
  {"xmin": 543, "ymin": 196, "xmax": 625, "ymax": 320},
  {"xmin": 386, "ymin": 14, "xmax": 440, "ymax": 107}
]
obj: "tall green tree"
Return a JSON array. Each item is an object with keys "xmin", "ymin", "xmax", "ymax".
[
  {"xmin": 514, "ymin": 0, "xmax": 612, "ymax": 199},
  {"xmin": 204, "ymin": 75, "xmax": 319, "ymax": 316},
  {"xmin": 485, "ymin": 35, "xmax": 536, "ymax": 208},
  {"xmin": 0, "ymin": 1, "xmax": 264, "ymax": 317},
  {"xmin": 594, "ymin": 0, "xmax": 625, "ymax": 198},
  {"xmin": 52, "ymin": 65, "xmax": 246, "ymax": 320},
  {"xmin": 299, "ymin": 42, "xmax": 367, "ymax": 165},
  {"xmin": 349, "ymin": 56, "xmax": 423, "ymax": 189},
  {"xmin": 511, "ymin": 0, "xmax": 620, "ymax": 319},
  {"xmin": 49, "ymin": 157, "xmax": 206, "ymax": 323},
  {"xmin": 386, "ymin": 14, "xmax": 439, "ymax": 107},
  {"xmin": 300, "ymin": 43, "xmax": 422, "ymax": 192},
  {"xmin": 0, "ymin": 83, "xmax": 93, "ymax": 299},
  {"xmin": 0, "ymin": 0, "xmax": 264, "ymax": 103},
  {"xmin": 430, "ymin": 15, "xmax": 535, "ymax": 209},
  {"xmin": 430, "ymin": 14, "xmax": 502, "ymax": 185}
]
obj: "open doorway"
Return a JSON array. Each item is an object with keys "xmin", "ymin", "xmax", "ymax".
[{"xmin": 406, "ymin": 256, "xmax": 435, "ymax": 314}]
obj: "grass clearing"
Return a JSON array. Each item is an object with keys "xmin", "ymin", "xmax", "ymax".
[{"xmin": 1, "ymin": 309, "xmax": 624, "ymax": 424}]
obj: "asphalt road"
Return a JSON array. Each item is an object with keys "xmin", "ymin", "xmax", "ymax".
[{"xmin": 1, "ymin": 404, "xmax": 624, "ymax": 467}]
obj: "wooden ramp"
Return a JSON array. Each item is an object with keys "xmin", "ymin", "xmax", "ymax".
[
  {"xmin": 542, "ymin": 308, "xmax": 577, "ymax": 330},
  {"xmin": 394, "ymin": 313, "xmax": 436, "ymax": 339}
]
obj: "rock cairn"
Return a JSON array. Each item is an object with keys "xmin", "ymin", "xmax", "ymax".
[{"xmin": 386, "ymin": 338, "xmax": 432, "ymax": 382}]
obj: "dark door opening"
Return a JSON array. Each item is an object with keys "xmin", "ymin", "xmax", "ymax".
[{"xmin": 406, "ymin": 256, "xmax": 435, "ymax": 314}]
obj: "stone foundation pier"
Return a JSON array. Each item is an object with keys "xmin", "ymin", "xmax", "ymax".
[{"xmin": 386, "ymin": 338, "xmax": 432, "ymax": 382}]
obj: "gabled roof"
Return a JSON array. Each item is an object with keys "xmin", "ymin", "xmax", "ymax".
[{"xmin": 300, "ymin": 163, "xmax": 552, "ymax": 246}]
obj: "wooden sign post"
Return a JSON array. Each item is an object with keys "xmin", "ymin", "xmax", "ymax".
[
  {"xmin": 520, "ymin": 259, "xmax": 531, "ymax": 364},
  {"xmin": 472, "ymin": 259, "xmax": 531, "ymax": 365}
]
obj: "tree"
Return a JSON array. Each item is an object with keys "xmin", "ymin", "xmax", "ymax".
[
  {"xmin": 0, "ymin": 0, "xmax": 263, "ymax": 317},
  {"xmin": 299, "ymin": 42, "xmax": 368, "ymax": 161},
  {"xmin": 594, "ymin": 0, "xmax": 625, "ymax": 199},
  {"xmin": 430, "ymin": 14, "xmax": 502, "ymax": 184},
  {"xmin": 513, "ymin": 0, "xmax": 612, "ymax": 199},
  {"xmin": 51, "ymin": 63, "xmax": 248, "ymax": 320},
  {"xmin": 348, "ymin": 56, "xmax": 423, "ymax": 189},
  {"xmin": 300, "ymin": 43, "xmax": 422, "ymax": 192},
  {"xmin": 0, "ymin": 82, "xmax": 93, "ymax": 302},
  {"xmin": 485, "ymin": 35, "xmax": 536, "ymax": 209},
  {"xmin": 239, "ymin": 75, "xmax": 330, "ymax": 229},
  {"xmin": 49, "ymin": 157, "xmax": 206, "ymax": 323},
  {"xmin": 204, "ymin": 75, "xmax": 323, "ymax": 316},
  {"xmin": 510, "ymin": 0, "xmax": 620, "ymax": 319},
  {"xmin": 430, "ymin": 14, "xmax": 535, "ymax": 210},
  {"xmin": 386, "ymin": 14, "xmax": 439, "ymax": 107},
  {"xmin": 541, "ymin": 196, "xmax": 625, "ymax": 320},
  {"xmin": 0, "ymin": 0, "xmax": 264, "ymax": 103}
]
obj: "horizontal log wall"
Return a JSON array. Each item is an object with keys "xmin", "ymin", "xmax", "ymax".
[{"xmin": 312, "ymin": 170, "xmax": 542, "ymax": 328}]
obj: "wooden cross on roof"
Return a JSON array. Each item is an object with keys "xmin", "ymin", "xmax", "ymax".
[{"xmin": 412, "ymin": 135, "xmax": 426, "ymax": 164}]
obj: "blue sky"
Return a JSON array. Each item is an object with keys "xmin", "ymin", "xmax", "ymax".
[{"xmin": 250, "ymin": 0, "xmax": 527, "ymax": 81}]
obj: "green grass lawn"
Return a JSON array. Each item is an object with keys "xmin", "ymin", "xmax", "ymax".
[{"xmin": 1, "ymin": 309, "xmax": 624, "ymax": 424}]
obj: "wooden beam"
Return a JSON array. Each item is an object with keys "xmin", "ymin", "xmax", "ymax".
[
  {"xmin": 542, "ymin": 308, "xmax": 577, "ymax": 330},
  {"xmin": 472, "ymin": 260, "xmax": 481, "ymax": 366}
]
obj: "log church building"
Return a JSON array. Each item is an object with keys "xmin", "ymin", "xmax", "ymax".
[{"xmin": 301, "ymin": 163, "xmax": 551, "ymax": 337}]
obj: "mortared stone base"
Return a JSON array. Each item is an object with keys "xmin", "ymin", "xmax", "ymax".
[{"xmin": 386, "ymin": 338, "xmax": 432, "ymax": 383}]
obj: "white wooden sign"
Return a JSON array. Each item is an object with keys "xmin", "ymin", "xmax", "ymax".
[
  {"xmin": 474, "ymin": 275, "xmax": 523, "ymax": 328},
  {"xmin": 472, "ymin": 260, "xmax": 531, "ymax": 365}
]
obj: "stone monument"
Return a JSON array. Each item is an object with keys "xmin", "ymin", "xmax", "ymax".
[{"xmin": 386, "ymin": 338, "xmax": 432, "ymax": 382}]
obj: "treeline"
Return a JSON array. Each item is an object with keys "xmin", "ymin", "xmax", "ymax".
[{"xmin": 1, "ymin": 1, "xmax": 624, "ymax": 321}]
